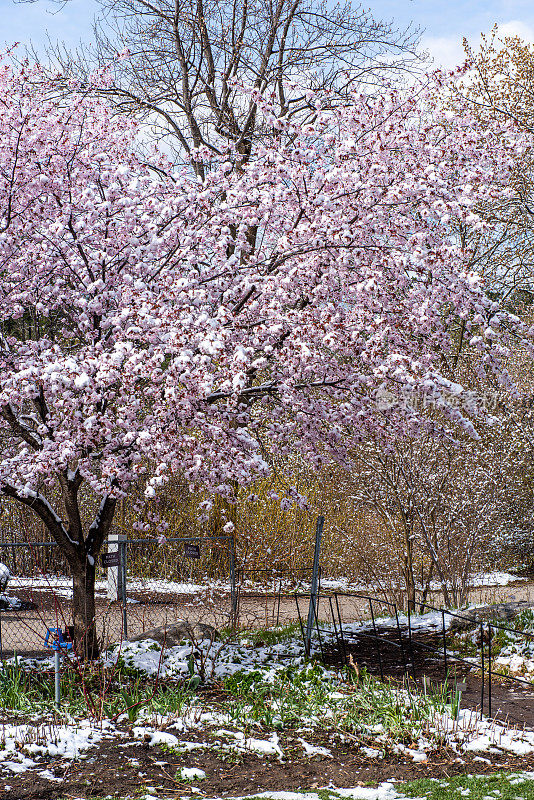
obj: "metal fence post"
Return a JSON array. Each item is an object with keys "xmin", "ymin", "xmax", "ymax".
[
  {"xmin": 119, "ymin": 539, "xmax": 128, "ymax": 640},
  {"xmin": 305, "ymin": 515, "xmax": 324, "ymax": 655},
  {"xmin": 442, "ymin": 610, "xmax": 448, "ymax": 674},
  {"xmin": 107, "ymin": 533, "xmax": 126, "ymax": 602},
  {"xmin": 369, "ymin": 599, "xmax": 384, "ymax": 681},
  {"xmin": 229, "ymin": 536, "xmax": 237, "ymax": 627},
  {"xmin": 480, "ymin": 622, "xmax": 485, "ymax": 713},
  {"xmin": 488, "ymin": 623, "xmax": 492, "ymax": 718}
]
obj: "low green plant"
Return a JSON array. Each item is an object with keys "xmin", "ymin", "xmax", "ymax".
[
  {"xmin": 0, "ymin": 658, "xmax": 54, "ymax": 711},
  {"xmin": 120, "ymin": 686, "xmax": 147, "ymax": 722},
  {"xmin": 221, "ymin": 661, "xmax": 447, "ymax": 745},
  {"xmin": 0, "ymin": 657, "xmax": 200, "ymax": 721},
  {"xmin": 236, "ymin": 623, "xmax": 303, "ymax": 647}
]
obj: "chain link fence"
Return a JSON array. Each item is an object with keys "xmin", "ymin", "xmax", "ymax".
[{"xmin": 0, "ymin": 536, "xmax": 236, "ymax": 658}]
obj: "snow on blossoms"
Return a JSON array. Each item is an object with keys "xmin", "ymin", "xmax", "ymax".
[{"xmin": 0, "ymin": 57, "xmax": 529, "ymax": 653}]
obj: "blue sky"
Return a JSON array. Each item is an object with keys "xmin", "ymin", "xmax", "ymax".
[{"xmin": 2, "ymin": 0, "xmax": 534, "ymax": 67}]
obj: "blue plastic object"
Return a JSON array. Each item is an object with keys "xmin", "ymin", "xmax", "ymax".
[{"xmin": 44, "ymin": 627, "xmax": 73, "ymax": 651}]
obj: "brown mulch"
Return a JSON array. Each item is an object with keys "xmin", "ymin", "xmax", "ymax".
[{"xmin": 3, "ymin": 727, "xmax": 534, "ymax": 800}]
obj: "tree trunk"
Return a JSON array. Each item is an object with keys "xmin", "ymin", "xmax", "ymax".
[
  {"xmin": 403, "ymin": 529, "xmax": 416, "ymax": 613},
  {"xmin": 71, "ymin": 558, "xmax": 100, "ymax": 660},
  {"xmin": 71, "ymin": 556, "xmax": 99, "ymax": 659},
  {"xmin": 2, "ymin": 476, "xmax": 116, "ymax": 661}
]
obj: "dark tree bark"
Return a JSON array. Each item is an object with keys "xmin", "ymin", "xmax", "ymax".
[{"xmin": 1, "ymin": 459, "xmax": 116, "ymax": 659}]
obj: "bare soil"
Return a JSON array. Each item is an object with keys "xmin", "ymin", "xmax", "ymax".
[{"xmin": 4, "ymin": 722, "xmax": 534, "ymax": 800}]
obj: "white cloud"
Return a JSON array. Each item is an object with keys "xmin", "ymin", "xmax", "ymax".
[
  {"xmin": 422, "ymin": 20, "xmax": 534, "ymax": 70},
  {"xmin": 497, "ymin": 20, "xmax": 534, "ymax": 42},
  {"xmin": 421, "ymin": 35, "xmax": 467, "ymax": 70}
]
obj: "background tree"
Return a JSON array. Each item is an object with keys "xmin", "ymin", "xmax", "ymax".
[
  {"xmin": 456, "ymin": 31, "xmax": 534, "ymax": 303},
  {"xmin": 28, "ymin": 0, "xmax": 424, "ymax": 547},
  {"xmin": 38, "ymin": 0, "xmax": 421, "ymax": 173},
  {"xmin": 331, "ymin": 431, "xmax": 512, "ymax": 610}
]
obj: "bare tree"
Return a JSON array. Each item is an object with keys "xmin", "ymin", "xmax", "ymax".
[
  {"xmin": 34, "ymin": 0, "xmax": 421, "ymax": 173},
  {"xmin": 331, "ymin": 434, "xmax": 507, "ymax": 610}
]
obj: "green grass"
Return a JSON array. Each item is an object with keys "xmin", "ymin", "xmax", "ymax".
[
  {"xmin": 221, "ymin": 661, "xmax": 451, "ymax": 743},
  {"xmin": 401, "ymin": 773, "xmax": 534, "ymax": 800},
  {"xmin": 120, "ymin": 774, "xmax": 534, "ymax": 800}
]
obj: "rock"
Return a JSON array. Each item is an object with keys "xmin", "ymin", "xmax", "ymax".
[
  {"xmin": 449, "ymin": 601, "xmax": 534, "ymax": 632},
  {"xmin": 0, "ymin": 563, "xmax": 10, "ymax": 592},
  {"xmin": 0, "ymin": 594, "xmax": 37, "ymax": 611},
  {"xmin": 129, "ymin": 620, "xmax": 219, "ymax": 647}
]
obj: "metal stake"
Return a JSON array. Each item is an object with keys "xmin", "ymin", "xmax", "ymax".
[
  {"xmin": 54, "ymin": 649, "xmax": 61, "ymax": 710},
  {"xmin": 120, "ymin": 540, "xmax": 128, "ymax": 640},
  {"xmin": 480, "ymin": 622, "xmax": 485, "ymax": 713},
  {"xmin": 394, "ymin": 604, "xmax": 408, "ymax": 678},
  {"xmin": 229, "ymin": 536, "xmax": 237, "ymax": 626},
  {"xmin": 369, "ymin": 599, "xmax": 384, "ymax": 681},
  {"xmin": 305, "ymin": 515, "xmax": 324, "ymax": 655},
  {"xmin": 488, "ymin": 623, "xmax": 492, "ymax": 718},
  {"xmin": 335, "ymin": 593, "xmax": 348, "ymax": 667},
  {"xmin": 407, "ymin": 603, "xmax": 416, "ymax": 681},
  {"xmin": 442, "ymin": 610, "xmax": 448, "ymax": 673}
]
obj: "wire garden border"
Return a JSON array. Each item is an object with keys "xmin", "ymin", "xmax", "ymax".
[{"xmin": 296, "ymin": 588, "xmax": 534, "ymax": 720}]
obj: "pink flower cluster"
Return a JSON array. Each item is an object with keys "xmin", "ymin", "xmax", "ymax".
[{"xmin": 0, "ymin": 60, "xmax": 528, "ymax": 506}]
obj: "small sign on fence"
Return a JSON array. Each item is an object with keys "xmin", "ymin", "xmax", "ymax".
[
  {"xmin": 101, "ymin": 551, "xmax": 120, "ymax": 568},
  {"xmin": 184, "ymin": 542, "xmax": 200, "ymax": 559}
]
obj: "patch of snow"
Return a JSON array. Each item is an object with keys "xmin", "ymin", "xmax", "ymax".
[
  {"xmin": 333, "ymin": 782, "xmax": 399, "ymax": 800},
  {"xmin": 361, "ymin": 747, "xmax": 381, "ymax": 758},
  {"xmin": 249, "ymin": 793, "xmax": 322, "ymax": 800},
  {"xmin": 37, "ymin": 769, "xmax": 63, "ymax": 782},
  {"xmin": 180, "ymin": 767, "xmax": 206, "ymax": 780},
  {"xmin": 469, "ymin": 572, "xmax": 525, "ymax": 587},
  {"xmin": 298, "ymin": 738, "xmax": 332, "ymax": 757},
  {"xmin": 0, "ymin": 719, "xmax": 111, "ymax": 775},
  {"xmin": 244, "ymin": 733, "xmax": 284, "ymax": 759},
  {"xmin": 132, "ymin": 728, "xmax": 180, "ymax": 748}
]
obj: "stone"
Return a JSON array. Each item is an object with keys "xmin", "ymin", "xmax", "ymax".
[
  {"xmin": 129, "ymin": 620, "xmax": 219, "ymax": 647},
  {"xmin": 449, "ymin": 601, "xmax": 534, "ymax": 632}
]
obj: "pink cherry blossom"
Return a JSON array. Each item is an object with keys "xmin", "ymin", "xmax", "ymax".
[{"xmin": 0, "ymin": 59, "xmax": 528, "ymax": 654}]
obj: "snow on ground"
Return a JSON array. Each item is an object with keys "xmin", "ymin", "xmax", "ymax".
[
  {"xmin": 4, "ymin": 607, "xmax": 534, "ymax": 782},
  {"xmin": 0, "ymin": 719, "xmax": 114, "ymax": 778},
  {"xmin": 5, "ymin": 570, "xmax": 525, "ymax": 601},
  {"xmin": 8, "ymin": 575, "xmax": 230, "ymax": 598},
  {"xmin": 453, "ymin": 608, "xmax": 534, "ymax": 680},
  {"xmin": 342, "ymin": 609, "xmax": 459, "ymax": 635},
  {"xmin": 102, "ymin": 605, "xmax": 490, "ymax": 682},
  {"xmin": 102, "ymin": 615, "xmax": 534, "ymax": 759},
  {"xmin": 470, "ymin": 572, "xmax": 527, "ymax": 587},
  {"xmin": 319, "ymin": 572, "xmax": 525, "ymax": 594},
  {"xmin": 133, "ymin": 777, "xmax": 534, "ymax": 800},
  {"xmin": 136, "ymin": 787, "xmax": 401, "ymax": 800}
]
